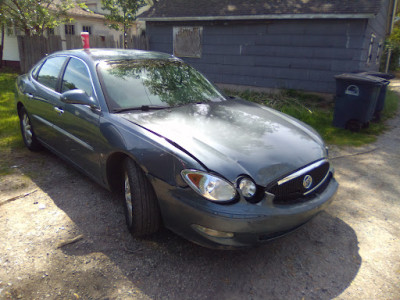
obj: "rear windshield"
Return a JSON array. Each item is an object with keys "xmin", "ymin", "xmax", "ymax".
[{"xmin": 97, "ymin": 59, "xmax": 226, "ymax": 111}]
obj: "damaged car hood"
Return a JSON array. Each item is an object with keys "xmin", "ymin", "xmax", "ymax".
[{"xmin": 119, "ymin": 99, "xmax": 326, "ymax": 186}]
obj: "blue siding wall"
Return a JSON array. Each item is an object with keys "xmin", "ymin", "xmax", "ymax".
[
  {"xmin": 147, "ymin": 18, "xmax": 375, "ymax": 93},
  {"xmin": 358, "ymin": 0, "xmax": 391, "ymax": 71}
]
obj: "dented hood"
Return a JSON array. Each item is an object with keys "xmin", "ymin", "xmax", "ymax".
[{"xmin": 120, "ymin": 99, "xmax": 326, "ymax": 186}]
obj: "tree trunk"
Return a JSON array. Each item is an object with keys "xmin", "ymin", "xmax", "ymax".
[{"xmin": 0, "ymin": 24, "xmax": 4, "ymax": 68}]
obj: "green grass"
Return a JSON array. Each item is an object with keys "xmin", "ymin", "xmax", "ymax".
[
  {"xmin": 226, "ymin": 88, "xmax": 400, "ymax": 146},
  {"xmin": 0, "ymin": 68, "xmax": 22, "ymax": 175},
  {"xmin": 0, "ymin": 68, "xmax": 21, "ymax": 150}
]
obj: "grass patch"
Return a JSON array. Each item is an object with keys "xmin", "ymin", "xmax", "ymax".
[
  {"xmin": 0, "ymin": 68, "xmax": 21, "ymax": 150},
  {"xmin": 226, "ymin": 88, "xmax": 400, "ymax": 146},
  {"xmin": 0, "ymin": 68, "xmax": 22, "ymax": 175}
]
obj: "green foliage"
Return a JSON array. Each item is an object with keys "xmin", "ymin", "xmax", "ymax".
[
  {"xmin": 226, "ymin": 89, "xmax": 400, "ymax": 146},
  {"xmin": 0, "ymin": 0, "xmax": 86, "ymax": 36},
  {"xmin": 101, "ymin": 0, "xmax": 145, "ymax": 48},
  {"xmin": 0, "ymin": 68, "xmax": 21, "ymax": 151},
  {"xmin": 385, "ymin": 15, "xmax": 400, "ymax": 71}
]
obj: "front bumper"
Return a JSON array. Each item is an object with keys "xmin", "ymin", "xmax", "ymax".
[{"xmin": 152, "ymin": 175, "xmax": 338, "ymax": 249}]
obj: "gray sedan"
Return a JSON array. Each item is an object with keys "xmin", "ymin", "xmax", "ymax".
[{"xmin": 15, "ymin": 49, "xmax": 338, "ymax": 249}]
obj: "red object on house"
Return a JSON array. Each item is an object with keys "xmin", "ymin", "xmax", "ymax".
[{"xmin": 81, "ymin": 32, "xmax": 90, "ymax": 49}]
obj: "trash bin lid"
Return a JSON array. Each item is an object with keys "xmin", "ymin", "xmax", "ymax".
[
  {"xmin": 357, "ymin": 72, "xmax": 390, "ymax": 85},
  {"xmin": 358, "ymin": 71, "xmax": 395, "ymax": 80},
  {"xmin": 335, "ymin": 73, "xmax": 385, "ymax": 85}
]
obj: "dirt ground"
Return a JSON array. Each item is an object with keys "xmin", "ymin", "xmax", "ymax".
[{"xmin": 1, "ymin": 87, "xmax": 400, "ymax": 300}]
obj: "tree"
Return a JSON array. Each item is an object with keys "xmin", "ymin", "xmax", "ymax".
[
  {"xmin": 0, "ymin": 0, "xmax": 86, "ymax": 37},
  {"xmin": 384, "ymin": 18, "xmax": 400, "ymax": 71},
  {"xmin": 101, "ymin": 0, "xmax": 145, "ymax": 49},
  {"xmin": 0, "ymin": 0, "xmax": 86, "ymax": 68}
]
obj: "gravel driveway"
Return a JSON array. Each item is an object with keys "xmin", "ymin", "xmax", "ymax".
[{"xmin": 1, "ymin": 85, "xmax": 399, "ymax": 299}]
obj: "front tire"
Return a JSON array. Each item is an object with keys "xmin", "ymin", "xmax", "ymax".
[
  {"xmin": 19, "ymin": 107, "xmax": 42, "ymax": 151},
  {"xmin": 123, "ymin": 158, "xmax": 161, "ymax": 237}
]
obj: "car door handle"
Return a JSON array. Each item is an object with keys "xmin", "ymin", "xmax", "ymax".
[
  {"xmin": 25, "ymin": 93, "xmax": 33, "ymax": 99},
  {"xmin": 54, "ymin": 107, "xmax": 64, "ymax": 115}
]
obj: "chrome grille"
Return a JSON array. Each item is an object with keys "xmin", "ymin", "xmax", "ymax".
[{"xmin": 267, "ymin": 160, "xmax": 330, "ymax": 204}]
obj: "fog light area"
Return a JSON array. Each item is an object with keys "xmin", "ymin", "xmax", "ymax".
[{"xmin": 192, "ymin": 224, "xmax": 234, "ymax": 238}]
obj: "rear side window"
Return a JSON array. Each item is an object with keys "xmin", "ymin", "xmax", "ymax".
[
  {"xmin": 61, "ymin": 58, "xmax": 93, "ymax": 96},
  {"xmin": 31, "ymin": 62, "xmax": 42, "ymax": 79},
  {"xmin": 37, "ymin": 56, "xmax": 67, "ymax": 91}
]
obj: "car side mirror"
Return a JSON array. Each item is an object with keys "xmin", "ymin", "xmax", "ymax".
[{"xmin": 60, "ymin": 89, "xmax": 99, "ymax": 109}]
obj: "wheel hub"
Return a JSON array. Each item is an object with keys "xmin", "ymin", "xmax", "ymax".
[
  {"xmin": 22, "ymin": 113, "xmax": 33, "ymax": 145},
  {"xmin": 124, "ymin": 172, "xmax": 133, "ymax": 226}
]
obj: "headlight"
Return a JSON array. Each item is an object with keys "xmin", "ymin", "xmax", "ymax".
[
  {"xmin": 181, "ymin": 170, "xmax": 237, "ymax": 202},
  {"xmin": 238, "ymin": 177, "xmax": 256, "ymax": 198}
]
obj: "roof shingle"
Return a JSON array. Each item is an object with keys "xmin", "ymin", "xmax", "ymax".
[{"xmin": 139, "ymin": 0, "xmax": 383, "ymax": 20}]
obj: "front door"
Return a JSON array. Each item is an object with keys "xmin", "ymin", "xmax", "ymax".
[{"xmin": 52, "ymin": 57, "xmax": 103, "ymax": 178}]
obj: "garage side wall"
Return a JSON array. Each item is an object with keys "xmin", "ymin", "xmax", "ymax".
[
  {"xmin": 358, "ymin": 0, "xmax": 392, "ymax": 71},
  {"xmin": 146, "ymin": 19, "xmax": 368, "ymax": 93}
]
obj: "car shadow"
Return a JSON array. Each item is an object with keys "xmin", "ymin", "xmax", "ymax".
[{"xmin": 14, "ymin": 148, "xmax": 361, "ymax": 299}]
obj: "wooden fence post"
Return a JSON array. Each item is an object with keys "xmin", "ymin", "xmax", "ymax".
[{"xmin": 17, "ymin": 35, "xmax": 63, "ymax": 73}]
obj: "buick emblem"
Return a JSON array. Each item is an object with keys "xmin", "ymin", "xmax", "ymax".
[{"xmin": 303, "ymin": 175, "xmax": 313, "ymax": 189}]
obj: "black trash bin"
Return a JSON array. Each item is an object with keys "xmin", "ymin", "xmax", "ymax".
[
  {"xmin": 358, "ymin": 72, "xmax": 392, "ymax": 121},
  {"xmin": 333, "ymin": 73, "xmax": 384, "ymax": 131}
]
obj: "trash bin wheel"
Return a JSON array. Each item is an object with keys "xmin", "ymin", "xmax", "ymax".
[
  {"xmin": 345, "ymin": 119, "xmax": 362, "ymax": 132},
  {"xmin": 372, "ymin": 111, "xmax": 381, "ymax": 123}
]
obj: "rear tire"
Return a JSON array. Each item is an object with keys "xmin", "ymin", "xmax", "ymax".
[
  {"xmin": 19, "ymin": 107, "xmax": 42, "ymax": 151},
  {"xmin": 123, "ymin": 158, "xmax": 161, "ymax": 237}
]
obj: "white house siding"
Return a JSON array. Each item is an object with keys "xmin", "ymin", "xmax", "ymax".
[
  {"xmin": 55, "ymin": 17, "xmax": 121, "ymax": 50},
  {"xmin": 3, "ymin": 34, "xmax": 20, "ymax": 62}
]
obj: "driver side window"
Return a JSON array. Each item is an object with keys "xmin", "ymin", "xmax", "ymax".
[{"xmin": 61, "ymin": 58, "xmax": 93, "ymax": 96}]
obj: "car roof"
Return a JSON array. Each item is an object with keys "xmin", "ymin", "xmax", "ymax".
[{"xmin": 49, "ymin": 48, "xmax": 176, "ymax": 63}]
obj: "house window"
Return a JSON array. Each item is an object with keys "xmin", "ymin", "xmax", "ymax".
[
  {"xmin": 65, "ymin": 24, "xmax": 75, "ymax": 35},
  {"xmin": 82, "ymin": 26, "xmax": 92, "ymax": 35},
  {"xmin": 376, "ymin": 41, "xmax": 383, "ymax": 65},
  {"xmin": 366, "ymin": 33, "xmax": 376, "ymax": 64},
  {"xmin": 173, "ymin": 27, "xmax": 202, "ymax": 58}
]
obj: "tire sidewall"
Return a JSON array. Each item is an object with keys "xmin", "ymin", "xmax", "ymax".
[
  {"xmin": 122, "ymin": 158, "xmax": 161, "ymax": 237},
  {"xmin": 19, "ymin": 107, "xmax": 41, "ymax": 151}
]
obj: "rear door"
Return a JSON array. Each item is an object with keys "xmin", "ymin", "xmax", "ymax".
[{"xmin": 27, "ymin": 56, "xmax": 68, "ymax": 148}]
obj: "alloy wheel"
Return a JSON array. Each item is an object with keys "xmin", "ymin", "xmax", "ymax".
[
  {"xmin": 124, "ymin": 172, "xmax": 133, "ymax": 227},
  {"xmin": 22, "ymin": 113, "xmax": 33, "ymax": 146}
]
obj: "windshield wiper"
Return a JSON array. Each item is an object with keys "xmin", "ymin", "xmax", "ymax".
[{"xmin": 112, "ymin": 105, "xmax": 169, "ymax": 113}]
